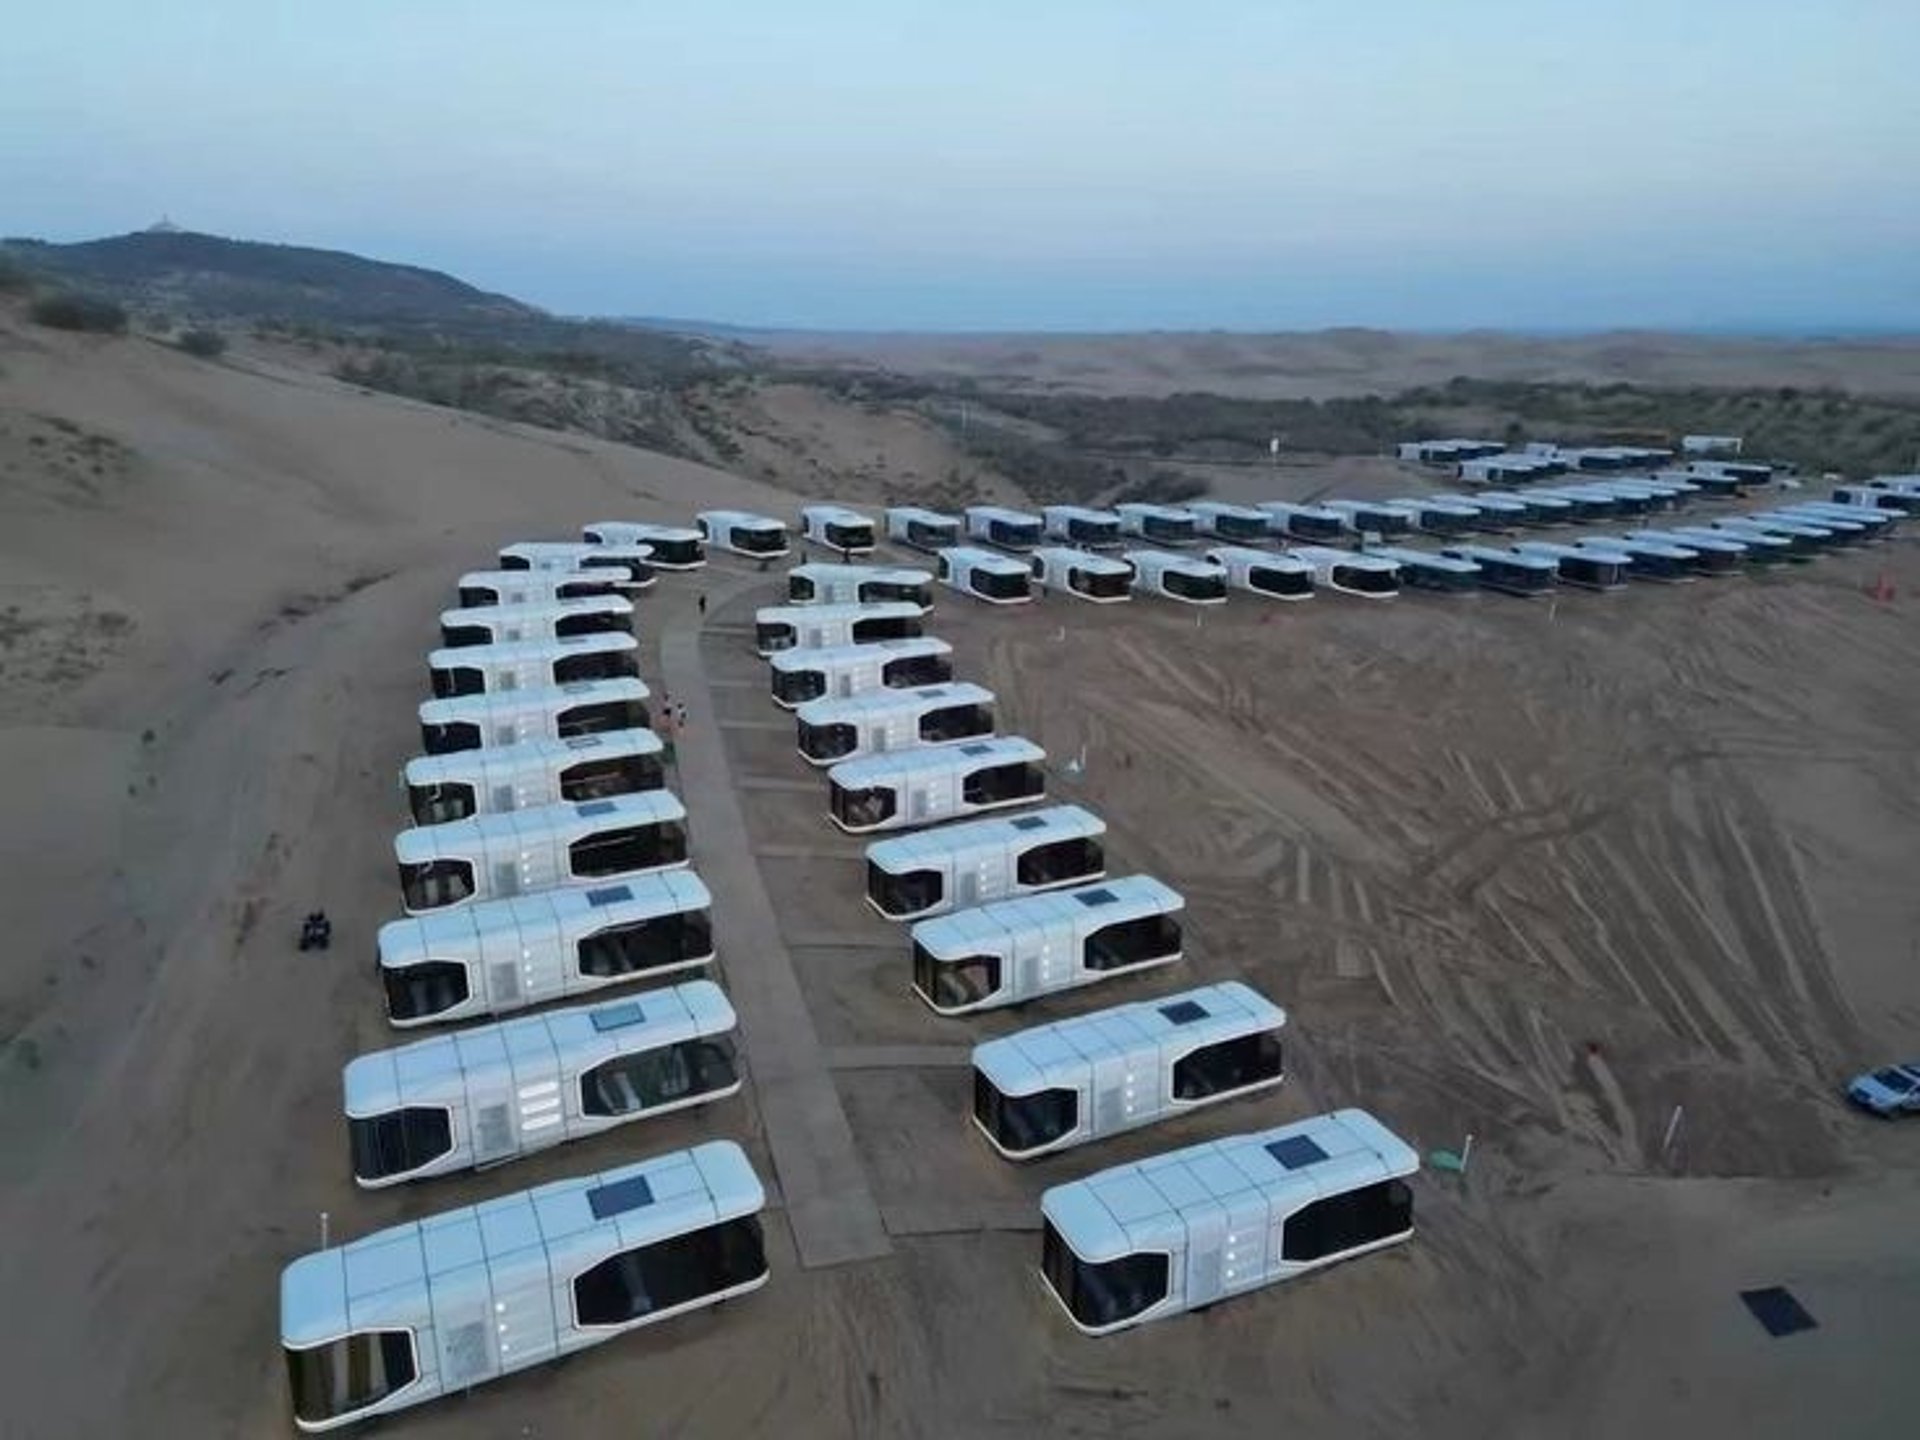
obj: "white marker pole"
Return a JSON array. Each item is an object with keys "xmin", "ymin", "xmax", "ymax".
[
  {"xmin": 319, "ymin": 1211, "xmax": 330, "ymax": 1249},
  {"xmin": 1661, "ymin": 1104, "xmax": 1684, "ymax": 1162}
]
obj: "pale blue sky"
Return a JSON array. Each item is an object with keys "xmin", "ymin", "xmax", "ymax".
[{"xmin": 4, "ymin": 1, "xmax": 1917, "ymax": 330}]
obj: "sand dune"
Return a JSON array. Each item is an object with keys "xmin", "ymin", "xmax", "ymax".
[{"xmin": 1, "ymin": 308, "xmax": 1916, "ymax": 1437}]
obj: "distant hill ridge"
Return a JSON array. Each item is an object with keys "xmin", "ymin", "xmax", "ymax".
[{"xmin": 1, "ymin": 229, "xmax": 542, "ymax": 327}]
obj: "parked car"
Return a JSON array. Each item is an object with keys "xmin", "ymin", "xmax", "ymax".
[{"xmin": 1845, "ymin": 1062, "xmax": 1920, "ymax": 1116}]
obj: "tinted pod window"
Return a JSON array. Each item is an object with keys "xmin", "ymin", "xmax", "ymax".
[
  {"xmin": 975, "ymin": 569, "xmax": 1029, "ymax": 600},
  {"xmin": 555, "ymin": 650, "xmax": 638, "ymax": 684},
  {"xmin": 974, "ymin": 1071, "xmax": 1077, "ymax": 1155},
  {"xmin": 408, "ymin": 780, "xmax": 477, "ymax": 826},
  {"xmin": 577, "ymin": 910, "xmax": 713, "ymax": 977},
  {"xmin": 1335, "ymin": 564, "xmax": 1399, "ymax": 595},
  {"xmin": 1282, "ymin": 1178, "xmax": 1414, "ymax": 1262},
  {"xmin": 440, "ymin": 623, "xmax": 490, "ymax": 648},
  {"xmin": 798, "ymin": 721, "xmax": 857, "ymax": 761},
  {"xmin": 963, "ymin": 761, "xmax": 1042, "ymax": 805},
  {"xmin": 851, "ymin": 614, "xmax": 920, "ymax": 642},
  {"xmin": 581, "ymin": 1036, "xmax": 739, "ymax": 1116},
  {"xmin": 825, "ymin": 522, "xmax": 869, "ymax": 548},
  {"xmin": 788, "ymin": 574, "xmax": 817, "ymax": 601},
  {"xmin": 832, "ymin": 783, "xmax": 895, "ymax": 829},
  {"xmin": 383, "ymin": 960, "xmax": 471, "ymax": 1022},
  {"xmin": 738, "ymin": 526, "xmax": 786, "ymax": 554},
  {"xmin": 1172, "ymin": 1030, "xmax": 1282, "ymax": 1100},
  {"xmin": 1075, "ymin": 567, "xmax": 1130, "ymax": 598},
  {"xmin": 863, "ymin": 581, "xmax": 930, "ymax": 606},
  {"xmin": 1041, "ymin": 1223, "xmax": 1168, "ymax": 1331},
  {"xmin": 1166, "ymin": 570, "xmax": 1226, "ymax": 601},
  {"xmin": 883, "ymin": 653, "xmax": 951, "ymax": 687},
  {"xmin": 431, "ymin": 665, "xmax": 485, "ymax": 699},
  {"xmin": 349, "ymin": 1107, "xmax": 455, "ymax": 1181},
  {"xmin": 570, "ymin": 822, "xmax": 688, "ymax": 878},
  {"xmin": 560, "ymin": 699, "xmax": 649, "ymax": 737},
  {"xmin": 458, "ymin": 585, "xmax": 500, "ymax": 607},
  {"xmin": 500, "ymin": 553, "xmax": 531, "ymax": 570},
  {"xmin": 573, "ymin": 1217, "xmax": 768, "ymax": 1326},
  {"xmin": 653, "ymin": 537, "xmax": 702, "ymax": 564},
  {"xmin": 562, "ymin": 754, "xmax": 665, "ymax": 801},
  {"xmin": 920, "ymin": 704, "xmax": 992, "ymax": 743},
  {"xmin": 913, "ymin": 942, "xmax": 1001, "ymax": 1011},
  {"xmin": 556, "ymin": 610, "xmax": 628, "ymax": 638},
  {"xmin": 772, "ymin": 667, "xmax": 825, "ymax": 704},
  {"xmin": 286, "ymin": 1331, "xmax": 417, "ymax": 1428},
  {"xmin": 1016, "ymin": 836, "xmax": 1102, "ymax": 888},
  {"xmin": 399, "ymin": 859, "xmax": 474, "ymax": 911},
  {"xmin": 1250, "ymin": 566, "xmax": 1313, "ymax": 597},
  {"xmin": 867, "ymin": 861, "xmax": 943, "ymax": 917},
  {"xmin": 1084, "ymin": 914, "xmax": 1180, "ymax": 971},
  {"xmin": 757, "ymin": 621, "xmax": 796, "ymax": 653},
  {"xmin": 421, "ymin": 720, "xmax": 482, "ymax": 755}
]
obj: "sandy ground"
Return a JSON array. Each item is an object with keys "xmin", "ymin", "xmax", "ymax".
[
  {"xmin": 732, "ymin": 327, "xmax": 1920, "ymax": 400},
  {"xmin": 2, "ymin": 306, "xmax": 1918, "ymax": 1438}
]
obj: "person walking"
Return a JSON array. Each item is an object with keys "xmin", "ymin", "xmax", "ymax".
[
  {"xmin": 676, "ymin": 701, "xmax": 689, "ymax": 732},
  {"xmin": 697, "ymin": 593, "xmax": 707, "ymax": 617}
]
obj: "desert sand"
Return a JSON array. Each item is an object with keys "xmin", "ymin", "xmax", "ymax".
[{"xmin": 2, "ymin": 310, "xmax": 1917, "ymax": 1439}]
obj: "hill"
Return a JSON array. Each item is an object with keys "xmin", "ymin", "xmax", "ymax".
[{"xmin": 1, "ymin": 229, "xmax": 539, "ymax": 328}]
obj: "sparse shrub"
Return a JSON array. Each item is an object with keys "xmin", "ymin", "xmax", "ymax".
[
  {"xmin": 28, "ymin": 290, "xmax": 128, "ymax": 334},
  {"xmin": 176, "ymin": 327, "xmax": 227, "ymax": 358},
  {"xmin": 0, "ymin": 253, "xmax": 33, "ymax": 292}
]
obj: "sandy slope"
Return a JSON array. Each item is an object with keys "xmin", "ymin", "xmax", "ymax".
[{"xmin": 2, "ymin": 308, "xmax": 1917, "ymax": 1438}]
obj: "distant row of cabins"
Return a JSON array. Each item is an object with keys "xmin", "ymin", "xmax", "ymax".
[{"xmin": 279, "ymin": 511, "xmax": 1423, "ymax": 1432}]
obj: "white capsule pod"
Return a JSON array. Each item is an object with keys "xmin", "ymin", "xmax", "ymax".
[
  {"xmin": 345, "ymin": 980, "xmax": 740, "ymax": 1187},
  {"xmin": 1320, "ymin": 498, "xmax": 1421, "ymax": 539},
  {"xmin": 1626, "ymin": 529, "xmax": 1746, "ymax": 576},
  {"xmin": 395, "ymin": 792, "xmax": 689, "ymax": 915},
  {"xmin": 828, "ymin": 736, "xmax": 1046, "ymax": 834},
  {"xmin": 1186, "ymin": 501, "xmax": 1271, "ymax": 544},
  {"xmin": 1474, "ymin": 489, "xmax": 1573, "ymax": 527},
  {"xmin": 936, "ymin": 545, "xmax": 1034, "ymax": 604},
  {"xmin": 696, "ymin": 509, "xmax": 790, "ymax": 558},
  {"xmin": 1511, "ymin": 540, "xmax": 1633, "ymax": 591},
  {"xmin": 1038, "ymin": 1109, "xmax": 1418, "ymax": 1335},
  {"xmin": 403, "ymin": 729, "xmax": 665, "ymax": 825},
  {"xmin": 767, "ymin": 635, "xmax": 954, "ymax": 708},
  {"xmin": 800, "ymin": 503, "xmax": 878, "ymax": 555},
  {"xmin": 1029, "ymin": 546, "xmax": 1134, "ymax": 602},
  {"xmin": 1042, "ymin": 504, "xmax": 1124, "ymax": 549},
  {"xmin": 1776, "ymin": 500, "xmax": 1897, "ymax": 537},
  {"xmin": 1207, "ymin": 546, "xmax": 1315, "ymax": 600},
  {"xmin": 427, "ymin": 632, "xmax": 641, "ymax": 699},
  {"xmin": 438, "ymin": 595, "xmax": 635, "ymax": 649},
  {"xmin": 1124, "ymin": 549, "xmax": 1227, "ymax": 604},
  {"xmin": 795, "ymin": 681, "xmax": 995, "ymax": 766},
  {"xmin": 909, "ymin": 874, "xmax": 1183, "ymax": 1015},
  {"xmin": 1578, "ymin": 534, "xmax": 1698, "ymax": 582},
  {"xmin": 1834, "ymin": 483, "xmax": 1920, "ymax": 515},
  {"xmin": 1285, "ymin": 546, "xmax": 1401, "ymax": 598},
  {"xmin": 1115, "ymin": 502, "xmax": 1199, "ymax": 546},
  {"xmin": 582, "ymin": 521, "xmax": 707, "ymax": 569},
  {"xmin": 1388, "ymin": 495, "xmax": 1484, "ymax": 536},
  {"xmin": 864, "ymin": 803, "xmax": 1107, "ymax": 920},
  {"xmin": 498, "ymin": 541, "xmax": 657, "ymax": 590},
  {"xmin": 1256, "ymin": 501, "xmax": 1348, "ymax": 542},
  {"xmin": 1435, "ymin": 544, "xmax": 1558, "ymax": 597},
  {"xmin": 1429, "ymin": 490, "xmax": 1528, "ymax": 529},
  {"xmin": 970, "ymin": 980, "xmax": 1286, "ymax": 1159},
  {"xmin": 787, "ymin": 563, "xmax": 933, "ymax": 611},
  {"xmin": 753, "ymin": 600, "xmax": 925, "ymax": 657},
  {"xmin": 279, "ymin": 1142, "xmax": 768, "ymax": 1432},
  {"xmin": 963, "ymin": 504, "xmax": 1045, "ymax": 552},
  {"xmin": 1364, "ymin": 545, "xmax": 1483, "ymax": 595},
  {"xmin": 418, "ymin": 678, "xmax": 651, "ymax": 756},
  {"xmin": 378, "ymin": 872, "xmax": 714, "ymax": 1027},
  {"xmin": 885, "ymin": 505, "xmax": 962, "ymax": 552},
  {"xmin": 456, "ymin": 569, "xmax": 630, "ymax": 608}
]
